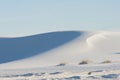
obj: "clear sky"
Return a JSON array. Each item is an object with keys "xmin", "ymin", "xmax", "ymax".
[{"xmin": 0, "ymin": 0, "xmax": 120, "ymax": 36}]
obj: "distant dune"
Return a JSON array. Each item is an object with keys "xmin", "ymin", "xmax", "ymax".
[{"xmin": 0, "ymin": 31, "xmax": 120, "ymax": 69}]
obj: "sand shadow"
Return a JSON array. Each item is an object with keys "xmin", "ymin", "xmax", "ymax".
[{"xmin": 0, "ymin": 31, "xmax": 82, "ymax": 63}]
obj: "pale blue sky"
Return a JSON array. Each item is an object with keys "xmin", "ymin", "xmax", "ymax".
[{"xmin": 0, "ymin": 0, "xmax": 120, "ymax": 36}]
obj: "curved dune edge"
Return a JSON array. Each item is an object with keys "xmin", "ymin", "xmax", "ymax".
[{"xmin": 0, "ymin": 31, "xmax": 120, "ymax": 69}]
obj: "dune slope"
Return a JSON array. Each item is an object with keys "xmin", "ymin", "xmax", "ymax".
[{"xmin": 0, "ymin": 31, "xmax": 120, "ymax": 69}]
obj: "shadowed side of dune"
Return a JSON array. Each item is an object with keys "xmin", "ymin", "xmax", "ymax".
[{"xmin": 0, "ymin": 31, "xmax": 82, "ymax": 64}]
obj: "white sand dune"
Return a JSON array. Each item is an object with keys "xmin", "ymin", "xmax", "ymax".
[
  {"xmin": 0, "ymin": 31, "xmax": 120, "ymax": 80},
  {"xmin": 0, "ymin": 31, "xmax": 120, "ymax": 69}
]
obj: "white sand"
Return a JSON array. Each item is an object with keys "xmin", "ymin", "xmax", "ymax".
[{"xmin": 0, "ymin": 31, "xmax": 120, "ymax": 80}]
